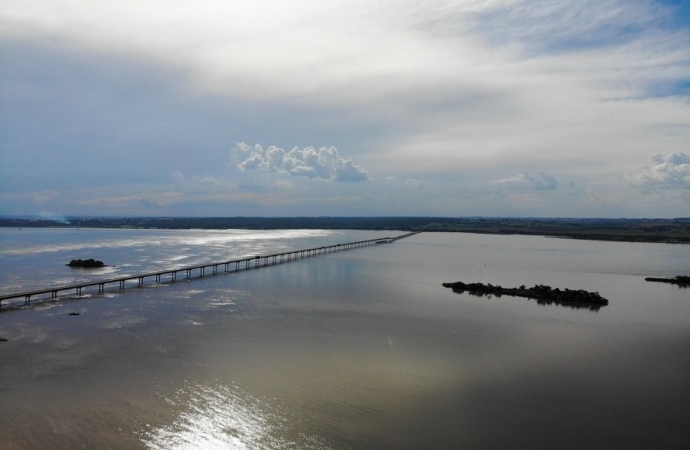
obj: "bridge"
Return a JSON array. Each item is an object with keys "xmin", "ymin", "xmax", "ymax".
[{"xmin": 0, "ymin": 231, "xmax": 422, "ymax": 310}]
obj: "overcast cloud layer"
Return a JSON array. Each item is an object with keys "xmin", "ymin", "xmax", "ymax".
[{"xmin": 1, "ymin": 0, "xmax": 688, "ymax": 217}]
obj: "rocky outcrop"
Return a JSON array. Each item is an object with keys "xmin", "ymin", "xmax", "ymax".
[{"xmin": 67, "ymin": 259, "xmax": 105, "ymax": 268}]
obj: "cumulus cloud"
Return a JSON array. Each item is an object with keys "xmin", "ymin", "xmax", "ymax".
[
  {"xmin": 631, "ymin": 153, "xmax": 690, "ymax": 189},
  {"xmin": 496, "ymin": 172, "xmax": 559, "ymax": 191},
  {"xmin": 2, "ymin": 1, "xmax": 689, "ymax": 218},
  {"xmin": 235, "ymin": 143, "xmax": 370, "ymax": 182}
]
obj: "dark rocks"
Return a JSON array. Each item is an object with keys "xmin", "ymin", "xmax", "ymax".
[
  {"xmin": 443, "ymin": 281, "xmax": 609, "ymax": 309},
  {"xmin": 67, "ymin": 259, "xmax": 105, "ymax": 268},
  {"xmin": 68, "ymin": 312, "xmax": 80, "ymax": 316}
]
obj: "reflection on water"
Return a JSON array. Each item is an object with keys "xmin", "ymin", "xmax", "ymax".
[
  {"xmin": 0, "ymin": 228, "xmax": 346, "ymax": 295},
  {"xmin": 449, "ymin": 288, "xmax": 606, "ymax": 311},
  {"xmin": 0, "ymin": 228, "xmax": 333, "ymax": 256},
  {"xmin": 143, "ymin": 382, "xmax": 333, "ymax": 450},
  {"xmin": 1, "ymin": 230, "xmax": 689, "ymax": 449}
]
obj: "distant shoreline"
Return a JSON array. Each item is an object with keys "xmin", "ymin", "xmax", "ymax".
[{"xmin": 1, "ymin": 216, "xmax": 688, "ymax": 244}]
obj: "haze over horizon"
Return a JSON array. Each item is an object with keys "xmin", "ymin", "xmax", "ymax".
[{"xmin": 1, "ymin": 1, "xmax": 689, "ymax": 218}]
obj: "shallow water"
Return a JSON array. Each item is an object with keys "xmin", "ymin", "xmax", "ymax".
[{"xmin": 1, "ymin": 228, "xmax": 689, "ymax": 449}]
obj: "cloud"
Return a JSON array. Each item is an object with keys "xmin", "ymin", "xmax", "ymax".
[
  {"xmin": 235, "ymin": 143, "xmax": 370, "ymax": 182},
  {"xmin": 170, "ymin": 170, "xmax": 251, "ymax": 196},
  {"xmin": 0, "ymin": 190, "xmax": 59, "ymax": 204},
  {"xmin": 170, "ymin": 170, "xmax": 186, "ymax": 185},
  {"xmin": 471, "ymin": 0, "xmax": 676, "ymax": 54},
  {"xmin": 631, "ymin": 152, "xmax": 690, "ymax": 189},
  {"xmin": 1, "ymin": 1, "xmax": 689, "ymax": 218},
  {"xmin": 139, "ymin": 198, "xmax": 157, "ymax": 209},
  {"xmin": 495, "ymin": 172, "xmax": 559, "ymax": 191},
  {"xmin": 405, "ymin": 178, "xmax": 425, "ymax": 190}
]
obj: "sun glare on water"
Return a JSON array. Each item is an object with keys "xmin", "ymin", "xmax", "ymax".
[{"xmin": 142, "ymin": 382, "xmax": 332, "ymax": 450}]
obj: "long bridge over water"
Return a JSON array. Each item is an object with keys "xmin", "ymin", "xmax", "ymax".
[{"xmin": 0, "ymin": 231, "xmax": 421, "ymax": 310}]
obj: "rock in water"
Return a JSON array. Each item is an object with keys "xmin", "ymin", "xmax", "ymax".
[
  {"xmin": 67, "ymin": 258, "xmax": 105, "ymax": 268},
  {"xmin": 443, "ymin": 281, "xmax": 608, "ymax": 306}
]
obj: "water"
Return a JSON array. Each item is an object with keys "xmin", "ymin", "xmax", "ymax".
[{"xmin": 1, "ymin": 228, "xmax": 688, "ymax": 449}]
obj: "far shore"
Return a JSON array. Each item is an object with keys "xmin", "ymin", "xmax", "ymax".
[{"xmin": 1, "ymin": 216, "xmax": 688, "ymax": 244}]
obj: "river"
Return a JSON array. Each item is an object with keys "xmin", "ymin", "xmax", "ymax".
[{"xmin": 1, "ymin": 228, "xmax": 688, "ymax": 449}]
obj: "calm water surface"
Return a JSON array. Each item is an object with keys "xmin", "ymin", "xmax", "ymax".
[{"xmin": 1, "ymin": 228, "xmax": 688, "ymax": 449}]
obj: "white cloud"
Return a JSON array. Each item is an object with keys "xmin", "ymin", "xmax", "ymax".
[
  {"xmin": 1, "ymin": 1, "xmax": 689, "ymax": 217},
  {"xmin": 235, "ymin": 143, "xmax": 370, "ymax": 182},
  {"xmin": 631, "ymin": 152, "xmax": 690, "ymax": 189},
  {"xmin": 2, "ymin": 3, "xmax": 687, "ymax": 179},
  {"xmin": 495, "ymin": 172, "xmax": 559, "ymax": 191}
]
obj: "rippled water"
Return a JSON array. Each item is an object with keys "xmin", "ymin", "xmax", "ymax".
[
  {"xmin": 0, "ymin": 228, "xmax": 339, "ymax": 295},
  {"xmin": 1, "ymin": 228, "xmax": 689, "ymax": 449}
]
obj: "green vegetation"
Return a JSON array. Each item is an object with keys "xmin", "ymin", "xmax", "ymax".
[
  {"xmin": 443, "ymin": 281, "xmax": 609, "ymax": 310},
  {"xmin": 422, "ymin": 217, "xmax": 690, "ymax": 243}
]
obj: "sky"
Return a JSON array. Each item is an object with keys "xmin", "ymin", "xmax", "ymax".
[{"xmin": 1, "ymin": 0, "xmax": 689, "ymax": 218}]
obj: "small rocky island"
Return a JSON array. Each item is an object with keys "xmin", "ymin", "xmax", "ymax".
[
  {"xmin": 443, "ymin": 281, "xmax": 609, "ymax": 309},
  {"xmin": 67, "ymin": 258, "xmax": 105, "ymax": 268},
  {"xmin": 644, "ymin": 276, "xmax": 690, "ymax": 287}
]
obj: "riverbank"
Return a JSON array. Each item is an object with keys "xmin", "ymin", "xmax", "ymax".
[{"xmin": 1, "ymin": 216, "xmax": 688, "ymax": 244}]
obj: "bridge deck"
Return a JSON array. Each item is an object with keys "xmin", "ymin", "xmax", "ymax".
[{"xmin": 1, "ymin": 232, "xmax": 419, "ymax": 309}]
